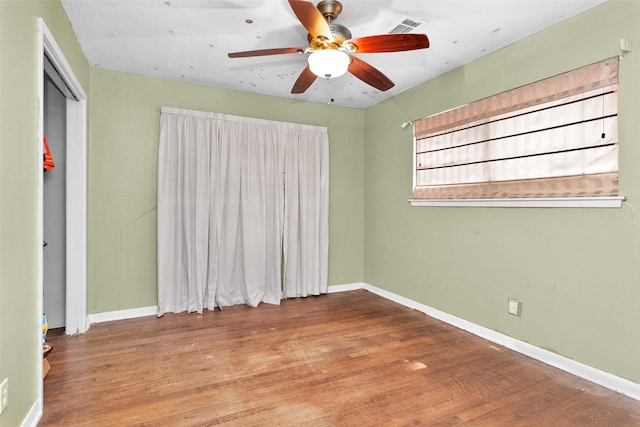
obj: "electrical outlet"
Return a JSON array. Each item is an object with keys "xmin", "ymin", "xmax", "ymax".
[
  {"xmin": 620, "ymin": 39, "xmax": 633, "ymax": 52},
  {"xmin": 508, "ymin": 298, "xmax": 521, "ymax": 316},
  {"xmin": 0, "ymin": 378, "xmax": 8, "ymax": 414}
]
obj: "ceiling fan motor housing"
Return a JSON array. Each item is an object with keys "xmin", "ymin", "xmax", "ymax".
[
  {"xmin": 328, "ymin": 23, "xmax": 351, "ymax": 45},
  {"xmin": 308, "ymin": 22, "xmax": 352, "ymax": 49}
]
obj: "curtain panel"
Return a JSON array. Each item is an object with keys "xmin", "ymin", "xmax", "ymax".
[{"xmin": 157, "ymin": 107, "xmax": 329, "ymax": 316}]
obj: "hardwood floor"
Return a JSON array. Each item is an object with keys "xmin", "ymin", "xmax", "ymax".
[{"xmin": 40, "ymin": 290, "xmax": 640, "ymax": 426}]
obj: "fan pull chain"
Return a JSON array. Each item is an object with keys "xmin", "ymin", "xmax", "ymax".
[{"xmin": 326, "ymin": 77, "xmax": 335, "ymax": 104}]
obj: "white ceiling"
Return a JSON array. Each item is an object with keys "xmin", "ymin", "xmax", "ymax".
[{"xmin": 61, "ymin": 0, "xmax": 605, "ymax": 109}]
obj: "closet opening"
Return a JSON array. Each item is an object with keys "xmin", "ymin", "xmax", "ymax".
[
  {"xmin": 38, "ymin": 17, "xmax": 88, "ymax": 414},
  {"xmin": 43, "ymin": 52, "xmax": 75, "ymax": 333}
]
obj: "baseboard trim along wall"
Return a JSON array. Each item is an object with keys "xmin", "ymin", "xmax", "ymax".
[
  {"xmin": 85, "ymin": 282, "xmax": 640, "ymax": 402},
  {"xmin": 20, "ymin": 400, "xmax": 41, "ymax": 427},
  {"xmin": 87, "ymin": 305, "xmax": 158, "ymax": 325},
  {"xmin": 327, "ymin": 282, "xmax": 365, "ymax": 293},
  {"xmin": 355, "ymin": 283, "xmax": 640, "ymax": 402},
  {"xmin": 88, "ymin": 284, "xmax": 365, "ymax": 325}
]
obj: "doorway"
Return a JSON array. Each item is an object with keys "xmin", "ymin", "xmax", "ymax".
[
  {"xmin": 43, "ymin": 63, "xmax": 68, "ymax": 330},
  {"xmin": 38, "ymin": 20, "xmax": 88, "ymax": 336},
  {"xmin": 37, "ymin": 18, "xmax": 88, "ymax": 412}
]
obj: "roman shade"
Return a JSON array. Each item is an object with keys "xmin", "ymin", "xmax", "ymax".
[{"xmin": 413, "ymin": 57, "xmax": 619, "ymax": 200}]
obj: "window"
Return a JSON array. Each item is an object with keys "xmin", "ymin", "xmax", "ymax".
[{"xmin": 411, "ymin": 57, "xmax": 623, "ymax": 207}]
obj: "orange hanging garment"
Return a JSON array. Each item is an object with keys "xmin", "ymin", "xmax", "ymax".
[{"xmin": 43, "ymin": 135, "xmax": 55, "ymax": 172}]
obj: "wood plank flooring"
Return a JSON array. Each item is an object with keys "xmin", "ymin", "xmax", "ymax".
[{"xmin": 40, "ymin": 290, "xmax": 640, "ymax": 426}]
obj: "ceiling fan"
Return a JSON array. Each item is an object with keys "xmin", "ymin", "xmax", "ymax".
[{"xmin": 228, "ymin": 0, "xmax": 430, "ymax": 94}]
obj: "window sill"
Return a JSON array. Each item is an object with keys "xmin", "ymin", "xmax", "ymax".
[{"xmin": 409, "ymin": 196, "xmax": 626, "ymax": 208}]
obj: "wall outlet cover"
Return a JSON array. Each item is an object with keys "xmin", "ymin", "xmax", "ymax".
[
  {"xmin": 620, "ymin": 39, "xmax": 633, "ymax": 52},
  {"xmin": 508, "ymin": 298, "xmax": 521, "ymax": 316}
]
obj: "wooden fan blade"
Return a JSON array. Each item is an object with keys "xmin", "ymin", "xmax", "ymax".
[
  {"xmin": 288, "ymin": 0, "xmax": 332, "ymax": 40},
  {"xmin": 348, "ymin": 56, "xmax": 394, "ymax": 91},
  {"xmin": 228, "ymin": 47, "xmax": 304, "ymax": 58},
  {"xmin": 291, "ymin": 65, "xmax": 317, "ymax": 94},
  {"xmin": 345, "ymin": 34, "xmax": 429, "ymax": 53}
]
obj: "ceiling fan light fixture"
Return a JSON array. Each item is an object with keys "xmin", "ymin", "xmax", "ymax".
[{"xmin": 308, "ymin": 49, "xmax": 349, "ymax": 79}]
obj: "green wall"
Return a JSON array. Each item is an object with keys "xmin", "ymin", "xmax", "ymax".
[
  {"xmin": 87, "ymin": 69, "xmax": 365, "ymax": 313},
  {"xmin": 3, "ymin": 0, "xmax": 640, "ymax": 425},
  {"xmin": 364, "ymin": 0, "xmax": 640, "ymax": 384},
  {"xmin": 0, "ymin": 1, "xmax": 89, "ymax": 425}
]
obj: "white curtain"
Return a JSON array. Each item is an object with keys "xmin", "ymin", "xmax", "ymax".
[{"xmin": 157, "ymin": 107, "xmax": 329, "ymax": 316}]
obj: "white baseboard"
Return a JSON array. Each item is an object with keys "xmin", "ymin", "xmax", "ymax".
[
  {"xmin": 328, "ymin": 282, "xmax": 365, "ymax": 293},
  {"xmin": 20, "ymin": 399, "xmax": 41, "ymax": 427},
  {"xmin": 354, "ymin": 283, "xmax": 640, "ymax": 402},
  {"xmin": 89, "ymin": 287, "xmax": 363, "ymax": 322},
  {"xmin": 88, "ymin": 288, "xmax": 366, "ymax": 323},
  {"xmin": 87, "ymin": 305, "xmax": 158, "ymax": 325}
]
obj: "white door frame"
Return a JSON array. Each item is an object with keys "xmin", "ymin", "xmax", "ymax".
[{"xmin": 37, "ymin": 16, "xmax": 88, "ymax": 412}]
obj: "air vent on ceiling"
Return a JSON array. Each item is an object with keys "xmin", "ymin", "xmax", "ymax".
[{"xmin": 388, "ymin": 17, "xmax": 425, "ymax": 34}]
